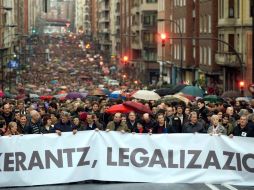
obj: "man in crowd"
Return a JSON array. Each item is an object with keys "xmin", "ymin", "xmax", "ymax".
[
  {"xmin": 106, "ymin": 112, "xmax": 130, "ymax": 133},
  {"xmin": 54, "ymin": 111, "xmax": 77, "ymax": 136},
  {"xmin": 182, "ymin": 111, "xmax": 206, "ymax": 133},
  {"xmin": 84, "ymin": 113, "xmax": 103, "ymax": 130},
  {"xmin": 230, "ymin": 115, "xmax": 254, "ymax": 137},
  {"xmin": 25, "ymin": 110, "xmax": 43, "ymax": 134},
  {"xmin": 165, "ymin": 106, "xmax": 182, "ymax": 133},
  {"xmin": 126, "ymin": 111, "xmax": 138, "ymax": 132}
]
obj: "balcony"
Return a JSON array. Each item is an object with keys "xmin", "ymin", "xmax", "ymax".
[
  {"xmin": 143, "ymin": 41, "xmax": 157, "ymax": 49},
  {"xmin": 99, "ymin": 17, "xmax": 110, "ymax": 23},
  {"xmin": 215, "ymin": 52, "xmax": 242, "ymax": 67},
  {"xmin": 100, "ymin": 4, "xmax": 110, "ymax": 11}
]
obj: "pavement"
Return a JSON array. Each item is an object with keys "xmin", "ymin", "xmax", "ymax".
[{"xmin": 1, "ymin": 182, "xmax": 253, "ymax": 190}]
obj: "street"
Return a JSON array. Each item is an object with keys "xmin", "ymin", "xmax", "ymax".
[{"xmin": 2, "ymin": 183, "xmax": 253, "ymax": 190}]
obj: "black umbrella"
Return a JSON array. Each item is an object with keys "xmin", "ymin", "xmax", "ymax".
[
  {"xmin": 155, "ymin": 88, "xmax": 172, "ymax": 96},
  {"xmin": 155, "ymin": 84, "xmax": 187, "ymax": 96}
]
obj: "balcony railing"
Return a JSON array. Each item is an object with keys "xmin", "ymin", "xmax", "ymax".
[{"xmin": 215, "ymin": 52, "xmax": 242, "ymax": 67}]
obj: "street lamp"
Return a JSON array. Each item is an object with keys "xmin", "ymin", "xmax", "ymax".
[
  {"xmin": 0, "ymin": 33, "xmax": 27, "ymax": 91},
  {"xmin": 157, "ymin": 18, "xmax": 183, "ymax": 83}
]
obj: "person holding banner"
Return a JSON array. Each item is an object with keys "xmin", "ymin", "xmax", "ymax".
[
  {"xmin": 230, "ymin": 115, "xmax": 254, "ymax": 137},
  {"xmin": 54, "ymin": 111, "xmax": 78, "ymax": 136},
  {"xmin": 4, "ymin": 121, "xmax": 20, "ymax": 136},
  {"xmin": 106, "ymin": 112, "xmax": 130, "ymax": 133},
  {"xmin": 207, "ymin": 115, "xmax": 226, "ymax": 135},
  {"xmin": 182, "ymin": 112, "xmax": 206, "ymax": 133},
  {"xmin": 141, "ymin": 113, "xmax": 156, "ymax": 134},
  {"xmin": 153, "ymin": 113, "xmax": 169, "ymax": 134}
]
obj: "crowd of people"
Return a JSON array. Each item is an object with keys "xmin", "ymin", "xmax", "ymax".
[
  {"xmin": 0, "ymin": 97, "xmax": 254, "ymax": 138},
  {"xmin": 1, "ymin": 34, "xmax": 253, "ymax": 139}
]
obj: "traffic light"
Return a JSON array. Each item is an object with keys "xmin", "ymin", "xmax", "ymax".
[
  {"xmin": 32, "ymin": 28, "xmax": 36, "ymax": 34},
  {"xmin": 123, "ymin": 56, "xmax": 128, "ymax": 65},
  {"xmin": 239, "ymin": 80, "xmax": 245, "ymax": 96},
  {"xmin": 123, "ymin": 56, "xmax": 128, "ymax": 62},
  {"xmin": 160, "ymin": 33, "xmax": 167, "ymax": 47}
]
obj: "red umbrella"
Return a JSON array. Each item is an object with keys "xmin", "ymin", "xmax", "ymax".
[
  {"xmin": 123, "ymin": 101, "xmax": 153, "ymax": 115},
  {"xmin": 106, "ymin": 104, "xmax": 134, "ymax": 114},
  {"xmin": 0, "ymin": 91, "xmax": 4, "ymax": 98},
  {"xmin": 40, "ymin": 95, "xmax": 53, "ymax": 101}
]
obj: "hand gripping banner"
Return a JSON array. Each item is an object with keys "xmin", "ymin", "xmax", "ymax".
[{"xmin": 0, "ymin": 131, "xmax": 254, "ymax": 187}]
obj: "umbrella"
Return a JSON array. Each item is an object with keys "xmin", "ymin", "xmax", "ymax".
[
  {"xmin": 177, "ymin": 93, "xmax": 195, "ymax": 101},
  {"xmin": 158, "ymin": 97, "xmax": 186, "ymax": 106},
  {"xmin": 180, "ymin": 86, "xmax": 204, "ymax": 97},
  {"xmin": 29, "ymin": 94, "xmax": 39, "ymax": 98},
  {"xmin": 65, "ymin": 92, "xmax": 88, "ymax": 100},
  {"xmin": 53, "ymin": 93, "xmax": 67, "ymax": 100},
  {"xmin": 109, "ymin": 90, "xmax": 126, "ymax": 99},
  {"xmin": 0, "ymin": 91, "xmax": 4, "ymax": 98},
  {"xmin": 40, "ymin": 95, "xmax": 53, "ymax": 101},
  {"xmin": 164, "ymin": 94, "xmax": 190, "ymax": 105},
  {"xmin": 221, "ymin": 90, "xmax": 241, "ymax": 99},
  {"xmin": 203, "ymin": 95, "xmax": 224, "ymax": 103},
  {"xmin": 132, "ymin": 90, "xmax": 161, "ymax": 101},
  {"xmin": 157, "ymin": 84, "xmax": 188, "ymax": 96},
  {"xmin": 106, "ymin": 104, "xmax": 134, "ymax": 114},
  {"xmin": 154, "ymin": 88, "xmax": 172, "ymax": 96},
  {"xmin": 236, "ymin": 97, "xmax": 251, "ymax": 102},
  {"xmin": 123, "ymin": 101, "xmax": 153, "ymax": 115}
]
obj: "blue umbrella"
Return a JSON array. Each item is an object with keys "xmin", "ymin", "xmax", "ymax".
[
  {"xmin": 180, "ymin": 86, "xmax": 204, "ymax": 97},
  {"xmin": 109, "ymin": 90, "xmax": 126, "ymax": 100}
]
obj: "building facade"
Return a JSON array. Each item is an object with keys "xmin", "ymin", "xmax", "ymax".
[{"xmin": 216, "ymin": 0, "xmax": 253, "ymax": 94}]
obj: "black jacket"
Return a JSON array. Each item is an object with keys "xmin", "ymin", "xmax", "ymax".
[
  {"xmin": 182, "ymin": 121, "xmax": 207, "ymax": 133},
  {"xmin": 233, "ymin": 123, "xmax": 254, "ymax": 137}
]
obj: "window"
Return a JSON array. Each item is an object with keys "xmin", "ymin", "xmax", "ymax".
[
  {"xmin": 174, "ymin": 44, "xmax": 177, "ymax": 59},
  {"xmin": 228, "ymin": 34, "xmax": 235, "ymax": 52},
  {"xmin": 219, "ymin": 0, "xmax": 224, "ymax": 18},
  {"xmin": 193, "ymin": 46, "xmax": 196, "ymax": 59},
  {"xmin": 200, "ymin": 16, "xmax": 203, "ymax": 33},
  {"xmin": 204, "ymin": 15, "xmax": 207, "ymax": 33},
  {"xmin": 204, "ymin": 47, "xmax": 207, "ymax": 65},
  {"xmin": 229, "ymin": 0, "xmax": 234, "ymax": 18},
  {"xmin": 146, "ymin": 0, "xmax": 157, "ymax": 3},
  {"xmin": 200, "ymin": 47, "xmax": 203, "ymax": 64},
  {"xmin": 183, "ymin": 18, "xmax": 186, "ymax": 33},
  {"xmin": 183, "ymin": 45, "xmax": 186, "ymax": 61},
  {"xmin": 208, "ymin": 47, "xmax": 211, "ymax": 66},
  {"xmin": 237, "ymin": 0, "xmax": 240, "ymax": 18},
  {"xmin": 208, "ymin": 15, "xmax": 211, "ymax": 33},
  {"xmin": 251, "ymin": 0, "xmax": 254, "ymax": 17}
]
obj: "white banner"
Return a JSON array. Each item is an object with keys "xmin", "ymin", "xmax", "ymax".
[{"xmin": 0, "ymin": 131, "xmax": 254, "ymax": 187}]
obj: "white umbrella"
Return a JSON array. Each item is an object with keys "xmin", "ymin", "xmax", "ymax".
[
  {"xmin": 29, "ymin": 94, "xmax": 39, "ymax": 98},
  {"xmin": 236, "ymin": 97, "xmax": 251, "ymax": 102},
  {"xmin": 132, "ymin": 90, "xmax": 161, "ymax": 101}
]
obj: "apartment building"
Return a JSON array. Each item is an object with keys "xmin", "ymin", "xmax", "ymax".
[
  {"xmin": 198, "ymin": 0, "xmax": 221, "ymax": 92},
  {"xmin": 157, "ymin": 0, "xmax": 173, "ymax": 84},
  {"xmin": 98, "ymin": 0, "xmax": 111, "ymax": 56},
  {"xmin": 128, "ymin": 0, "xmax": 159, "ymax": 83},
  {"xmin": 216, "ymin": 0, "xmax": 253, "ymax": 93},
  {"xmin": 75, "ymin": 0, "xmax": 91, "ymax": 35},
  {"xmin": 110, "ymin": 0, "xmax": 120, "ymax": 59}
]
